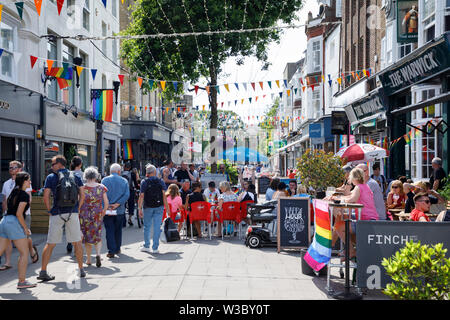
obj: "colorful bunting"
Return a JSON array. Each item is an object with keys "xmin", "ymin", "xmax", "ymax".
[
  {"xmin": 259, "ymin": 82, "xmax": 263, "ymax": 90},
  {"xmin": 160, "ymin": 80, "xmax": 166, "ymax": 91},
  {"xmin": 91, "ymin": 69, "xmax": 97, "ymax": 81},
  {"xmin": 194, "ymin": 85, "xmax": 199, "ymax": 95},
  {"xmin": 47, "ymin": 59, "xmax": 54, "ymax": 72},
  {"xmin": 76, "ymin": 66, "xmax": 84, "ymax": 77},
  {"xmin": 118, "ymin": 74, "xmax": 124, "ymax": 85},
  {"xmin": 34, "ymin": 0, "xmax": 42, "ymax": 16},
  {"xmin": 173, "ymin": 81, "xmax": 178, "ymax": 92},
  {"xmin": 0, "ymin": 5, "xmax": 3, "ymax": 24},
  {"xmin": 224, "ymin": 83, "xmax": 230, "ymax": 92},
  {"xmin": 251, "ymin": 83, "xmax": 256, "ymax": 91},
  {"xmin": 234, "ymin": 83, "xmax": 239, "ymax": 91},
  {"xmin": 102, "ymin": 0, "xmax": 107, "ymax": 8},
  {"xmin": 57, "ymin": 0, "xmax": 64, "ymax": 15},
  {"xmin": 276, "ymin": 80, "xmax": 280, "ymax": 88},
  {"xmin": 15, "ymin": 2, "xmax": 24, "ymax": 20},
  {"xmin": 30, "ymin": 55, "xmax": 38, "ymax": 69}
]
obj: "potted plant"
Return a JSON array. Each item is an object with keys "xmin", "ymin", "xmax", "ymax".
[{"xmin": 296, "ymin": 149, "xmax": 345, "ymax": 199}]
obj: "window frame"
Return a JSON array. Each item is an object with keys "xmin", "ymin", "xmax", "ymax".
[{"xmin": 0, "ymin": 13, "xmax": 19, "ymax": 83}]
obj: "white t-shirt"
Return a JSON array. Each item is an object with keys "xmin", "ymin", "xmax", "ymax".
[
  {"xmin": 1, "ymin": 178, "xmax": 33, "ymax": 215},
  {"xmin": 203, "ymin": 188, "xmax": 220, "ymax": 203}
]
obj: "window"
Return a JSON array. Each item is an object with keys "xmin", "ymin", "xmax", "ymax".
[
  {"xmin": 399, "ymin": 43, "xmax": 413, "ymax": 58},
  {"xmin": 62, "ymin": 42, "xmax": 75, "ymax": 106},
  {"xmin": 47, "ymin": 36, "xmax": 58, "ymax": 100},
  {"xmin": 386, "ymin": 24, "xmax": 393, "ymax": 64},
  {"xmin": 423, "ymin": 0, "xmax": 435, "ymax": 43},
  {"xmin": 329, "ymin": 40, "xmax": 335, "ymax": 59},
  {"xmin": 423, "ymin": 0, "xmax": 435, "ymax": 21},
  {"xmin": 79, "ymin": 52, "xmax": 88, "ymax": 111},
  {"xmin": 425, "ymin": 25, "xmax": 435, "ymax": 42},
  {"xmin": 312, "ymin": 41, "xmax": 321, "ymax": 72},
  {"xmin": 112, "ymin": 39, "xmax": 117, "ymax": 63},
  {"xmin": 67, "ymin": 0, "xmax": 75, "ymax": 17},
  {"xmin": 0, "ymin": 16, "xmax": 17, "ymax": 81},
  {"xmin": 445, "ymin": 15, "xmax": 450, "ymax": 32},
  {"xmin": 312, "ymin": 89, "xmax": 321, "ymax": 118},
  {"xmin": 102, "ymin": 22, "xmax": 107, "ymax": 56},
  {"xmin": 112, "ymin": 0, "xmax": 117, "ymax": 18},
  {"xmin": 83, "ymin": 0, "xmax": 90, "ymax": 31}
]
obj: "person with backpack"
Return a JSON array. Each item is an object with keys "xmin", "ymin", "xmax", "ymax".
[
  {"xmin": 0, "ymin": 171, "xmax": 37, "ymax": 289},
  {"xmin": 38, "ymin": 155, "xmax": 85, "ymax": 281},
  {"xmin": 66, "ymin": 156, "xmax": 84, "ymax": 254},
  {"xmin": 101, "ymin": 164, "xmax": 130, "ymax": 258},
  {"xmin": 138, "ymin": 164, "xmax": 170, "ymax": 254},
  {"xmin": 122, "ymin": 162, "xmax": 139, "ymax": 227}
]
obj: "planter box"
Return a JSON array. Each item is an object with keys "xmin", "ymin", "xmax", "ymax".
[{"xmin": 30, "ymin": 196, "xmax": 49, "ymax": 234}]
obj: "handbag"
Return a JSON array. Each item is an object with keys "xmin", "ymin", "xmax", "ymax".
[{"xmin": 160, "ymin": 222, "xmax": 168, "ymax": 243}]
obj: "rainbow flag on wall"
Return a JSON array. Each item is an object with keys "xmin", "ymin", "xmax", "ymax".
[
  {"xmin": 122, "ymin": 140, "xmax": 133, "ymax": 160},
  {"xmin": 91, "ymin": 89, "xmax": 114, "ymax": 122},
  {"xmin": 303, "ymin": 199, "xmax": 332, "ymax": 271}
]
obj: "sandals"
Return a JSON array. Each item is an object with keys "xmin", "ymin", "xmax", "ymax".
[
  {"xmin": 30, "ymin": 245, "xmax": 39, "ymax": 264},
  {"xmin": 0, "ymin": 264, "xmax": 12, "ymax": 271}
]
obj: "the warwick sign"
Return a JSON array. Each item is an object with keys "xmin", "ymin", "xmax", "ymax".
[{"xmin": 379, "ymin": 32, "xmax": 450, "ymax": 96}]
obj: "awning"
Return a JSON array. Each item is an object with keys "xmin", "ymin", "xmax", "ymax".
[{"xmin": 391, "ymin": 91, "xmax": 450, "ymax": 115}]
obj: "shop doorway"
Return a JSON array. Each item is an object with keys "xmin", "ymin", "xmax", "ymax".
[{"xmin": 1, "ymin": 136, "xmax": 15, "ymax": 184}]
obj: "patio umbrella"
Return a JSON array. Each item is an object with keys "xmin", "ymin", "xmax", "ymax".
[
  {"xmin": 223, "ymin": 146, "xmax": 269, "ymax": 163},
  {"xmin": 335, "ymin": 143, "xmax": 386, "ymax": 163}
]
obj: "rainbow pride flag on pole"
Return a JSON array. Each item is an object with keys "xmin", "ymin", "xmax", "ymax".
[
  {"xmin": 122, "ymin": 140, "xmax": 133, "ymax": 160},
  {"xmin": 304, "ymin": 199, "xmax": 332, "ymax": 271},
  {"xmin": 91, "ymin": 89, "xmax": 114, "ymax": 122}
]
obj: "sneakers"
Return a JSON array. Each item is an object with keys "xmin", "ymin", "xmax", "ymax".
[
  {"xmin": 152, "ymin": 249, "xmax": 160, "ymax": 254},
  {"xmin": 17, "ymin": 281, "xmax": 37, "ymax": 289},
  {"xmin": 79, "ymin": 268, "xmax": 86, "ymax": 278},
  {"xmin": 37, "ymin": 271, "xmax": 55, "ymax": 282},
  {"xmin": 140, "ymin": 246, "xmax": 151, "ymax": 253}
]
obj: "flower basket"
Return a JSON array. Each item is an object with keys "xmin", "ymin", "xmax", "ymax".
[{"xmin": 30, "ymin": 196, "xmax": 49, "ymax": 234}]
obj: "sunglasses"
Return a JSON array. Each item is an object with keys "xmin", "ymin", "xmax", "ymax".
[
  {"xmin": 51, "ymin": 162, "xmax": 57, "ymax": 166},
  {"xmin": 392, "ymin": 186, "xmax": 400, "ymax": 189},
  {"xmin": 9, "ymin": 166, "xmax": 19, "ymax": 170},
  {"xmin": 416, "ymin": 200, "xmax": 430, "ymax": 204}
]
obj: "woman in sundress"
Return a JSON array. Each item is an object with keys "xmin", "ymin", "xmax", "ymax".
[{"xmin": 79, "ymin": 166, "xmax": 109, "ymax": 267}]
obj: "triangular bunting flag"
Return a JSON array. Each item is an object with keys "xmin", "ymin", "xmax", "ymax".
[
  {"xmin": 249, "ymin": 97, "xmax": 252, "ymax": 103},
  {"xmin": 256, "ymin": 96, "xmax": 259, "ymax": 102},
  {"xmin": 234, "ymin": 83, "xmax": 239, "ymax": 91},
  {"xmin": 251, "ymin": 83, "xmax": 256, "ymax": 91},
  {"xmin": 205, "ymin": 86, "xmax": 210, "ymax": 95},
  {"xmin": 47, "ymin": 59, "xmax": 54, "ymax": 72},
  {"xmin": 34, "ymin": 0, "xmax": 42, "ymax": 16},
  {"xmin": 224, "ymin": 84, "xmax": 230, "ymax": 92},
  {"xmin": 30, "ymin": 56, "xmax": 38, "ymax": 69},
  {"xmin": 194, "ymin": 85, "xmax": 199, "ymax": 95},
  {"xmin": 91, "ymin": 69, "xmax": 97, "ymax": 81},
  {"xmin": 337, "ymin": 77, "xmax": 342, "ymax": 85},
  {"xmin": 287, "ymin": 90, "xmax": 291, "ymax": 97},
  {"xmin": 328, "ymin": 80, "xmax": 332, "ymax": 87},
  {"xmin": 0, "ymin": 49, "xmax": 3, "ymax": 58},
  {"xmin": 234, "ymin": 100, "xmax": 237, "ymax": 106},
  {"xmin": 294, "ymin": 88, "xmax": 298, "ymax": 95},
  {"xmin": 311, "ymin": 84, "xmax": 315, "ymax": 91},
  {"xmin": 367, "ymin": 68, "xmax": 372, "ymax": 77},
  {"xmin": 57, "ymin": 0, "xmax": 64, "ymax": 15},
  {"xmin": 241, "ymin": 99, "xmax": 244, "ymax": 104},
  {"xmin": 279, "ymin": 92, "xmax": 282, "ymax": 98},
  {"xmin": 102, "ymin": 0, "xmax": 107, "ymax": 8},
  {"xmin": 148, "ymin": 80, "xmax": 154, "ymax": 90},
  {"xmin": 363, "ymin": 69, "xmax": 367, "ymax": 77},
  {"xmin": 15, "ymin": 2, "xmax": 24, "ymax": 20},
  {"xmin": 268, "ymin": 81, "xmax": 272, "ymax": 89},
  {"xmin": 173, "ymin": 81, "xmax": 178, "ymax": 92},
  {"xmin": 283, "ymin": 80, "xmax": 287, "ymax": 88},
  {"xmin": 216, "ymin": 85, "xmax": 220, "ymax": 94},
  {"xmin": 118, "ymin": 74, "xmax": 124, "ymax": 85},
  {"xmin": 276, "ymin": 80, "xmax": 280, "ymax": 88},
  {"xmin": 259, "ymin": 82, "xmax": 263, "ymax": 90},
  {"xmin": 76, "ymin": 66, "xmax": 84, "ymax": 77},
  {"xmin": 137, "ymin": 77, "xmax": 143, "ymax": 88},
  {"xmin": 160, "ymin": 81, "xmax": 166, "ymax": 91},
  {"xmin": 243, "ymin": 83, "xmax": 247, "ymax": 91},
  {"xmin": 0, "ymin": 5, "xmax": 3, "ymax": 24}
]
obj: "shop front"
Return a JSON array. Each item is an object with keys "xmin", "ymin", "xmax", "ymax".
[
  {"xmin": 121, "ymin": 120, "xmax": 172, "ymax": 175},
  {"xmin": 0, "ymin": 81, "xmax": 42, "ymax": 187},
  {"xmin": 44, "ymin": 99, "xmax": 96, "ymax": 179},
  {"xmin": 308, "ymin": 117, "xmax": 335, "ymax": 153},
  {"xmin": 97, "ymin": 121, "xmax": 122, "ymax": 175},
  {"xmin": 378, "ymin": 32, "xmax": 450, "ymax": 180}
]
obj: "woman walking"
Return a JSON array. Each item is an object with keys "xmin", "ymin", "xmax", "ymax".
[
  {"xmin": 79, "ymin": 167, "xmax": 109, "ymax": 267},
  {"xmin": 0, "ymin": 172, "xmax": 36, "ymax": 289}
]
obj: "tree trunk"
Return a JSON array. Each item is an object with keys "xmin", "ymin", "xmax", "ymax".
[{"xmin": 209, "ymin": 65, "xmax": 218, "ymax": 174}]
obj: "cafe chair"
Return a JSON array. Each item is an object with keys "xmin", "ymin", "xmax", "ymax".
[
  {"xmin": 219, "ymin": 202, "xmax": 241, "ymax": 240},
  {"xmin": 189, "ymin": 201, "xmax": 212, "ymax": 240},
  {"xmin": 238, "ymin": 200, "xmax": 254, "ymax": 239}
]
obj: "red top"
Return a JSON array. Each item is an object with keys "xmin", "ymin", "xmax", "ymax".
[
  {"xmin": 388, "ymin": 193, "xmax": 406, "ymax": 208},
  {"xmin": 410, "ymin": 209, "xmax": 430, "ymax": 222}
]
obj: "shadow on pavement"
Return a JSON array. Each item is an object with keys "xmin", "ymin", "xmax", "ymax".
[
  {"xmin": 82, "ymin": 265, "xmax": 121, "ymax": 276},
  {"xmin": 0, "ymin": 290, "xmax": 39, "ymax": 300},
  {"xmin": 108, "ymin": 253, "xmax": 143, "ymax": 264},
  {"xmin": 146, "ymin": 251, "xmax": 183, "ymax": 260},
  {"xmin": 44, "ymin": 279, "xmax": 99, "ymax": 294}
]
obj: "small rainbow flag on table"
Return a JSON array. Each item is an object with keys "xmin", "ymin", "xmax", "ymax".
[
  {"xmin": 122, "ymin": 140, "xmax": 133, "ymax": 160},
  {"xmin": 304, "ymin": 199, "xmax": 332, "ymax": 271},
  {"xmin": 91, "ymin": 89, "xmax": 114, "ymax": 122}
]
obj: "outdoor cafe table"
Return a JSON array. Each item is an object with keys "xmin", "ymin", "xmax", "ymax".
[
  {"xmin": 388, "ymin": 208, "xmax": 404, "ymax": 221},
  {"xmin": 326, "ymin": 201, "xmax": 364, "ymax": 300}
]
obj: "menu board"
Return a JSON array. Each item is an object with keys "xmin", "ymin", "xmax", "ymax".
[
  {"xmin": 257, "ymin": 176, "xmax": 271, "ymax": 194},
  {"xmin": 277, "ymin": 197, "xmax": 311, "ymax": 253}
]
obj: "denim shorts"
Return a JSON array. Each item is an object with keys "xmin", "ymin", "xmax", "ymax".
[{"xmin": 0, "ymin": 215, "xmax": 27, "ymax": 240}]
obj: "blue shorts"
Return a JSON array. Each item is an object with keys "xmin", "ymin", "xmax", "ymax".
[{"xmin": 0, "ymin": 215, "xmax": 27, "ymax": 240}]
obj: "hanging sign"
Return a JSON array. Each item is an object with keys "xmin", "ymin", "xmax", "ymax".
[{"xmin": 397, "ymin": 0, "xmax": 418, "ymax": 43}]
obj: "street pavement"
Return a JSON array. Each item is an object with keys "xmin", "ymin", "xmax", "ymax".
[{"xmin": 0, "ymin": 220, "xmax": 387, "ymax": 300}]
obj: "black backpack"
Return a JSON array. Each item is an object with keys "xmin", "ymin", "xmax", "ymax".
[
  {"xmin": 144, "ymin": 178, "xmax": 163, "ymax": 208},
  {"xmin": 163, "ymin": 217, "xmax": 180, "ymax": 242},
  {"xmin": 122, "ymin": 171, "xmax": 133, "ymax": 190},
  {"xmin": 56, "ymin": 171, "xmax": 79, "ymax": 208}
]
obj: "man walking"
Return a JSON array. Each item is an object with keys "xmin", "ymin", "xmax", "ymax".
[
  {"xmin": 138, "ymin": 164, "xmax": 170, "ymax": 254},
  {"xmin": 356, "ymin": 164, "xmax": 386, "ymax": 220},
  {"xmin": 430, "ymin": 157, "xmax": 446, "ymax": 191},
  {"xmin": 101, "ymin": 164, "xmax": 130, "ymax": 258},
  {"xmin": 37, "ymin": 155, "xmax": 85, "ymax": 281},
  {"xmin": 161, "ymin": 160, "xmax": 178, "ymax": 189},
  {"xmin": 370, "ymin": 163, "xmax": 387, "ymax": 196},
  {"xmin": 174, "ymin": 161, "xmax": 195, "ymax": 186},
  {"xmin": 122, "ymin": 162, "xmax": 139, "ymax": 226}
]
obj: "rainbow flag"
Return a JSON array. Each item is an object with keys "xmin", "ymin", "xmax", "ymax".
[
  {"xmin": 91, "ymin": 89, "xmax": 114, "ymax": 122},
  {"xmin": 304, "ymin": 200, "xmax": 332, "ymax": 271},
  {"xmin": 122, "ymin": 140, "xmax": 133, "ymax": 160}
]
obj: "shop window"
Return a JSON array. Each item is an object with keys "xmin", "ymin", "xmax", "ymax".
[{"xmin": 0, "ymin": 15, "xmax": 17, "ymax": 82}]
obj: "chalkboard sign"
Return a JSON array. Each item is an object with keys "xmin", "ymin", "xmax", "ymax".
[
  {"xmin": 257, "ymin": 176, "xmax": 271, "ymax": 194},
  {"xmin": 277, "ymin": 197, "xmax": 311, "ymax": 253},
  {"xmin": 356, "ymin": 221, "xmax": 450, "ymax": 289},
  {"xmin": 200, "ymin": 173, "xmax": 227, "ymax": 190}
]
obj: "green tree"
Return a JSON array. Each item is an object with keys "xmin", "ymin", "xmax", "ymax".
[{"xmin": 121, "ymin": 0, "xmax": 304, "ymax": 171}]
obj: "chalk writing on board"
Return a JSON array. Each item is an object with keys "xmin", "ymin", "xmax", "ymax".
[{"xmin": 283, "ymin": 206, "xmax": 305, "ymax": 244}]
